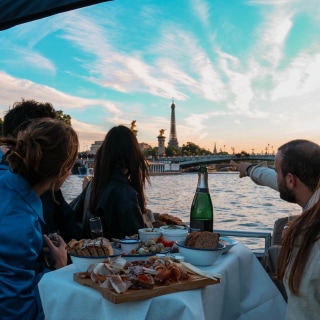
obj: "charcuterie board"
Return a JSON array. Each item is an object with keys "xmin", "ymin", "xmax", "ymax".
[{"xmin": 73, "ymin": 273, "xmax": 220, "ymax": 304}]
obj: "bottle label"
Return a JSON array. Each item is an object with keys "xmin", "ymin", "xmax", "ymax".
[
  {"xmin": 196, "ymin": 187, "xmax": 209, "ymax": 193},
  {"xmin": 190, "ymin": 219, "xmax": 213, "ymax": 232}
]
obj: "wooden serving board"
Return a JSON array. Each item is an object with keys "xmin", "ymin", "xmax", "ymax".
[{"xmin": 74, "ymin": 273, "xmax": 220, "ymax": 304}]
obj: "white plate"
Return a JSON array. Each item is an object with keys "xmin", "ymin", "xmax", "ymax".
[
  {"xmin": 160, "ymin": 225, "xmax": 187, "ymax": 231},
  {"xmin": 121, "ymin": 248, "xmax": 171, "ymax": 262},
  {"xmin": 219, "ymin": 236, "xmax": 238, "ymax": 254}
]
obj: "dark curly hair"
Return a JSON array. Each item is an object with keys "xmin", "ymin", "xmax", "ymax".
[{"xmin": 2, "ymin": 98, "xmax": 57, "ymax": 137}]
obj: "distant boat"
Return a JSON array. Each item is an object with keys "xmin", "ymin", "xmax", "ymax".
[{"xmin": 72, "ymin": 159, "xmax": 94, "ymax": 175}]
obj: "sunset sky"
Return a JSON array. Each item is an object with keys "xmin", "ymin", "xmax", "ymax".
[{"xmin": 1, "ymin": 0, "xmax": 320, "ymax": 153}]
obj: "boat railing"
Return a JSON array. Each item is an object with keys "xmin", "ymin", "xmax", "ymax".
[{"xmin": 215, "ymin": 229, "xmax": 272, "ymax": 259}]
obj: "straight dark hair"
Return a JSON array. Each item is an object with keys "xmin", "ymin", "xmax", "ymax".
[
  {"xmin": 278, "ymin": 188, "xmax": 320, "ymax": 294},
  {"xmin": 88, "ymin": 125, "xmax": 150, "ymax": 215}
]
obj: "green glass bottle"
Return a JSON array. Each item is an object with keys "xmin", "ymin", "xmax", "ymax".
[{"xmin": 190, "ymin": 165, "xmax": 213, "ymax": 232}]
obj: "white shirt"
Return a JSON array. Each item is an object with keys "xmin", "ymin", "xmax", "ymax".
[{"xmin": 249, "ymin": 161, "xmax": 278, "ymax": 191}]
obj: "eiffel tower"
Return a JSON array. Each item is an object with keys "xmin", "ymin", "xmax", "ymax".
[{"xmin": 168, "ymin": 99, "xmax": 179, "ymax": 148}]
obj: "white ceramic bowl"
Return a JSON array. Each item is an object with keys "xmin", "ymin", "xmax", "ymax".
[
  {"xmin": 176, "ymin": 241, "xmax": 225, "ymax": 266},
  {"xmin": 70, "ymin": 248, "xmax": 122, "ymax": 271},
  {"xmin": 219, "ymin": 236, "xmax": 238, "ymax": 254},
  {"xmin": 161, "ymin": 227, "xmax": 189, "ymax": 243},
  {"xmin": 138, "ymin": 228, "xmax": 162, "ymax": 242},
  {"xmin": 119, "ymin": 239, "xmax": 140, "ymax": 255}
]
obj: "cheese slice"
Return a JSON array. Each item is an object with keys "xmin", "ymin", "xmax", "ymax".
[{"xmin": 180, "ymin": 262, "xmax": 221, "ymax": 280}]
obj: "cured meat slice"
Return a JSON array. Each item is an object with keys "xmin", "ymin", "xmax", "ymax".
[
  {"xmin": 108, "ymin": 275, "xmax": 132, "ymax": 293},
  {"xmin": 131, "ymin": 274, "xmax": 155, "ymax": 289}
]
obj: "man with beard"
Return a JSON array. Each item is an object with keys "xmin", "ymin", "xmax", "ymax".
[
  {"xmin": 231, "ymin": 139, "xmax": 320, "ymax": 300},
  {"xmin": 275, "ymin": 140, "xmax": 320, "ymax": 209}
]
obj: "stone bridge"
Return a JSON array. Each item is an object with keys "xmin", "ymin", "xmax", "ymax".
[{"xmin": 159, "ymin": 154, "xmax": 275, "ymax": 169}]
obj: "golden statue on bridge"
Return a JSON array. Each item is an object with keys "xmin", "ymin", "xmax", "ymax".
[
  {"xmin": 130, "ymin": 120, "xmax": 138, "ymax": 136},
  {"xmin": 130, "ymin": 120, "xmax": 136, "ymax": 130}
]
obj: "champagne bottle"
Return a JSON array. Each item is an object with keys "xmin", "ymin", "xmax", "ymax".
[{"xmin": 190, "ymin": 165, "xmax": 213, "ymax": 232}]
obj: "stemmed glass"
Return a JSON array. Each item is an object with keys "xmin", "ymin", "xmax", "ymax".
[
  {"xmin": 288, "ymin": 213, "xmax": 294, "ymax": 224},
  {"xmin": 89, "ymin": 217, "xmax": 103, "ymax": 239},
  {"xmin": 86, "ymin": 167, "xmax": 94, "ymax": 180}
]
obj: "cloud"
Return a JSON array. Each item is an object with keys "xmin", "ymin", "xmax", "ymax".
[
  {"xmin": 246, "ymin": 0, "xmax": 293, "ymax": 5},
  {"xmin": 0, "ymin": 71, "xmax": 176, "ymax": 148},
  {"xmin": 190, "ymin": 0, "xmax": 210, "ymax": 28},
  {"xmin": 255, "ymin": 10, "xmax": 293, "ymax": 68},
  {"xmin": 0, "ymin": 15, "xmax": 66, "ymax": 73},
  {"xmin": 0, "ymin": 71, "xmax": 121, "ymax": 122},
  {"xmin": 0, "ymin": 46, "xmax": 56, "ymax": 74},
  {"xmin": 56, "ymin": 7, "xmax": 231, "ymax": 104},
  {"xmin": 271, "ymin": 52, "xmax": 320, "ymax": 100},
  {"xmin": 58, "ymin": 12, "xmax": 191, "ymax": 99},
  {"xmin": 1, "ymin": 0, "xmax": 320, "ymax": 153}
]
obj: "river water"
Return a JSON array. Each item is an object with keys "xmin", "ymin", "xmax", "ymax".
[{"xmin": 61, "ymin": 172, "xmax": 299, "ymax": 250}]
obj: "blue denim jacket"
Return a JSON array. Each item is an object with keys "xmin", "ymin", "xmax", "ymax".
[{"xmin": 0, "ymin": 170, "xmax": 45, "ymax": 319}]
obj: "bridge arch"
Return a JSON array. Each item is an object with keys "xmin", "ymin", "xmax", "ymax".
[{"xmin": 159, "ymin": 154, "xmax": 275, "ymax": 169}]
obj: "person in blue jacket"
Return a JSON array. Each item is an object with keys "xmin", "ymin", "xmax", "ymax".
[
  {"xmin": 0, "ymin": 118, "xmax": 79, "ymax": 319},
  {"xmin": 0, "ymin": 99, "xmax": 82, "ymax": 271}
]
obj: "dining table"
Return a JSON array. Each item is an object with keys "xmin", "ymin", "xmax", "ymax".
[{"xmin": 38, "ymin": 243, "xmax": 286, "ymax": 320}]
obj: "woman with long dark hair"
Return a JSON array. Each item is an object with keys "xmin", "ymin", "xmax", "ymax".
[
  {"xmin": 278, "ymin": 182, "xmax": 320, "ymax": 319},
  {"xmin": 82, "ymin": 125, "xmax": 151, "ymax": 240}
]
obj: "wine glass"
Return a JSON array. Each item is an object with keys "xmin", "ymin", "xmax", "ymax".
[
  {"xmin": 89, "ymin": 217, "xmax": 103, "ymax": 239},
  {"xmin": 86, "ymin": 167, "xmax": 94, "ymax": 179},
  {"xmin": 288, "ymin": 213, "xmax": 294, "ymax": 224}
]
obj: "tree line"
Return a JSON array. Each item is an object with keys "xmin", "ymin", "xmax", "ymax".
[
  {"xmin": 143, "ymin": 142, "xmax": 213, "ymax": 158},
  {"xmin": 143, "ymin": 142, "xmax": 250, "ymax": 158}
]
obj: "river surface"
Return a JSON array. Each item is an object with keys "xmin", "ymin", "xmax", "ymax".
[{"xmin": 61, "ymin": 172, "xmax": 299, "ymax": 250}]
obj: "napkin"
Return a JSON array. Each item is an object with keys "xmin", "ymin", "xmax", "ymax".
[{"xmin": 180, "ymin": 262, "xmax": 221, "ymax": 280}]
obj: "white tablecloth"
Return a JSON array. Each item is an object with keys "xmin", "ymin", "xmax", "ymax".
[{"xmin": 38, "ymin": 244, "xmax": 286, "ymax": 320}]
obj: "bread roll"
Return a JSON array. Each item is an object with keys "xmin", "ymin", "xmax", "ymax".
[
  {"xmin": 193, "ymin": 231, "xmax": 220, "ymax": 249},
  {"xmin": 65, "ymin": 239, "xmax": 79, "ymax": 256},
  {"xmin": 158, "ymin": 214, "xmax": 185, "ymax": 226},
  {"xmin": 86, "ymin": 239, "xmax": 99, "ymax": 256},
  {"xmin": 185, "ymin": 231, "xmax": 220, "ymax": 249},
  {"xmin": 94, "ymin": 238, "xmax": 106, "ymax": 256},
  {"xmin": 100, "ymin": 237, "xmax": 114, "ymax": 256},
  {"xmin": 185, "ymin": 232, "xmax": 201, "ymax": 247},
  {"xmin": 66, "ymin": 237, "xmax": 114, "ymax": 256},
  {"xmin": 73, "ymin": 239, "xmax": 88, "ymax": 256},
  {"xmin": 80, "ymin": 239, "xmax": 91, "ymax": 256}
]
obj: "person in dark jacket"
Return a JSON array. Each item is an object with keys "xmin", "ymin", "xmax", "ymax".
[
  {"xmin": 0, "ymin": 99, "xmax": 81, "ymax": 264},
  {"xmin": 81, "ymin": 125, "xmax": 152, "ymax": 240}
]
